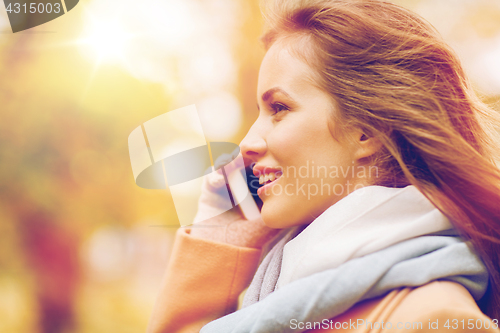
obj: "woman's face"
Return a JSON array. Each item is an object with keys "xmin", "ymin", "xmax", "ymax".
[{"xmin": 240, "ymin": 41, "xmax": 366, "ymax": 228}]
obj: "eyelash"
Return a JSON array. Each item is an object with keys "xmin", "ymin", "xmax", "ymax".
[{"xmin": 270, "ymin": 102, "xmax": 289, "ymax": 115}]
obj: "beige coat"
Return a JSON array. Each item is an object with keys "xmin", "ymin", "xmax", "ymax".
[{"xmin": 147, "ymin": 228, "xmax": 499, "ymax": 333}]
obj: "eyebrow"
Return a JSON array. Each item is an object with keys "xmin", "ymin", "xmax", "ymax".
[{"xmin": 257, "ymin": 87, "xmax": 294, "ymax": 110}]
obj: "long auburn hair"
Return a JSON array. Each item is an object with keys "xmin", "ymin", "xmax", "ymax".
[{"xmin": 260, "ymin": 0, "xmax": 500, "ymax": 318}]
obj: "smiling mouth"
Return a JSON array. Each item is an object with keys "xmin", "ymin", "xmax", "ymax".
[{"xmin": 259, "ymin": 171, "xmax": 282, "ymax": 186}]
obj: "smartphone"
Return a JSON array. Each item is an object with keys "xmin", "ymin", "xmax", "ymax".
[
  {"xmin": 225, "ymin": 163, "xmax": 263, "ymax": 220},
  {"xmin": 244, "ymin": 164, "xmax": 263, "ymax": 210}
]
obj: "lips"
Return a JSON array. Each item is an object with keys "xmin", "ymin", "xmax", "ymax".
[
  {"xmin": 253, "ymin": 164, "xmax": 283, "ymax": 196},
  {"xmin": 253, "ymin": 164, "xmax": 282, "ymax": 177},
  {"xmin": 259, "ymin": 171, "xmax": 281, "ymax": 185}
]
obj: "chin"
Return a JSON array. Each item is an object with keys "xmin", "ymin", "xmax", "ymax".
[{"xmin": 260, "ymin": 202, "xmax": 306, "ymax": 229}]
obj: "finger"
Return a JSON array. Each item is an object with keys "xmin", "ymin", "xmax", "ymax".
[
  {"xmin": 214, "ymin": 153, "xmax": 233, "ymax": 170},
  {"xmin": 220, "ymin": 152, "xmax": 245, "ymax": 174},
  {"xmin": 206, "ymin": 168, "xmax": 226, "ymax": 188},
  {"xmin": 231, "ymin": 147, "xmax": 240, "ymax": 160}
]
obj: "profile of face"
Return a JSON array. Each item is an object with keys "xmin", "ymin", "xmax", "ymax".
[{"xmin": 240, "ymin": 40, "xmax": 379, "ymax": 229}]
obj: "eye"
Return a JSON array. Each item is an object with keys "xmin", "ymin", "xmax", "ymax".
[{"xmin": 270, "ymin": 102, "xmax": 289, "ymax": 115}]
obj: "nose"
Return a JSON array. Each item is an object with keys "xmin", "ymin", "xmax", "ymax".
[{"xmin": 240, "ymin": 118, "xmax": 267, "ymax": 166}]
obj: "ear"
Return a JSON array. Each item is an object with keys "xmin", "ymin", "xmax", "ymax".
[{"xmin": 350, "ymin": 129, "xmax": 383, "ymax": 161}]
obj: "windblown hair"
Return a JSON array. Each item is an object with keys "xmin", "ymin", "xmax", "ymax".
[{"xmin": 260, "ymin": 0, "xmax": 500, "ymax": 318}]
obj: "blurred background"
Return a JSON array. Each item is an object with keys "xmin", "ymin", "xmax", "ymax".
[{"xmin": 0, "ymin": 0, "xmax": 499, "ymax": 332}]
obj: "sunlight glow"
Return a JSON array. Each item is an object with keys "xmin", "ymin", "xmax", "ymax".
[
  {"xmin": 79, "ymin": 15, "xmax": 134, "ymax": 64},
  {"xmin": 76, "ymin": 0, "xmax": 240, "ymax": 96}
]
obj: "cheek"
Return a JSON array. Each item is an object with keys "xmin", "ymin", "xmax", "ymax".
[
  {"xmin": 267, "ymin": 126, "xmax": 297, "ymax": 156},
  {"xmin": 267, "ymin": 120, "xmax": 326, "ymax": 163}
]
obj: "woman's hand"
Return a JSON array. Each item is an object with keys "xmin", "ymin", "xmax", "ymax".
[{"xmin": 189, "ymin": 150, "xmax": 280, "ymax": 249}]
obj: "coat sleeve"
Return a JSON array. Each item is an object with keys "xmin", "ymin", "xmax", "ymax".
[
  {"xmin": 146, "ymin": 228, "xmax": 262, "ymax": 333},
  {"xmin": 384, "ymin": 281, "xmax": 500, "ymax": 333}
]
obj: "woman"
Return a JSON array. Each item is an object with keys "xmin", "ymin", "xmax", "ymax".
[{"xmin": 147, "ymin": 0, "xmax": 500, "ymax": 332}]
